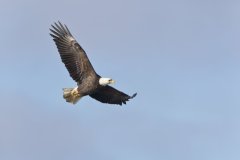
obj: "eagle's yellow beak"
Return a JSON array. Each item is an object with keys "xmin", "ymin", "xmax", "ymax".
[{"xmin": 110, "ymin": 79, "xmax": 115, "ymax": 84}]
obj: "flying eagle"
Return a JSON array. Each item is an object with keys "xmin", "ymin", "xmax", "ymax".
[{"xmin": 50, "ymin": 22, "xmax": 137, "ymax": 105}]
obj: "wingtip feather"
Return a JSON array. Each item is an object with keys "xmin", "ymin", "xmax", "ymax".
[{"xmin": 131, "ymin": 93, "xmax": 137, "ymax": 99}]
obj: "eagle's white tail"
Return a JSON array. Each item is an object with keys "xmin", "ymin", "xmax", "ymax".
[{"xmin": 63, "ymin": 88, "xmax": 81, "ymax": 104}]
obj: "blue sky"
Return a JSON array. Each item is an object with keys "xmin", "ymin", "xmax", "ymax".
[{"xmin": 1, "ymin": 0, "xmax": 240, "ymax": 160}]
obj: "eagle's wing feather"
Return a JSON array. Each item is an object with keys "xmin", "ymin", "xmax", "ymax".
[
  {"xmin": 89, "ymin": 85, "xmax": 137, "ymax": 105},
  {"xmin": 50, "ymin": 22, "xmax": 96, "ymax": 83}
]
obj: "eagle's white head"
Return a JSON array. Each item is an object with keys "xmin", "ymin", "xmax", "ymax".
[{"xmin": 99, "ymin": 78, "xmax": 115, "ymax": 86}]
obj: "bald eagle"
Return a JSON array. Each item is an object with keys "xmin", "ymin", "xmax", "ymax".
[{"xmin": 50, "ymin": 22, "xmax": 137, "ymax": 105}]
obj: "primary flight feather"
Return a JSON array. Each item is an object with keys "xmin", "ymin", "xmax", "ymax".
[{"xmin": 50, "ymin": 22, "xmax": 137, "ymax": 105}]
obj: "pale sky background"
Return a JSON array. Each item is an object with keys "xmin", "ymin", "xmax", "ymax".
[{"xmin": 1, "ymin": 0, "xmax": 240, "ymax": 160}]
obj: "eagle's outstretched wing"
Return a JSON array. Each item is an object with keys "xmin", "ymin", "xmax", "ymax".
[
  {"xmin": 50, "ymin": 22, "xmax": 96, "ymax": 83},
  {"xmin": 89, "ymin": 85, "xmax": 137, "ymax": 105}
]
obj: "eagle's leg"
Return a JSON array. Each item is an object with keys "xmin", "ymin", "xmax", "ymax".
[
  {"xmin": 71, "ymin": 87, "xmax": 80, "ymax": 96},
  {"xmin": 63, "ymin": 87, "xmax": 81, "ymax": 104}
]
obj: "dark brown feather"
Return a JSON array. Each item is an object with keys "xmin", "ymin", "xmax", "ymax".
[
  {"xmin": 89, "ymin": 85, "xmax": 137, "ymax": 105},
  {"xmin": 50, "ymin": 22, "xmax": 96, "ymax": 83}
]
